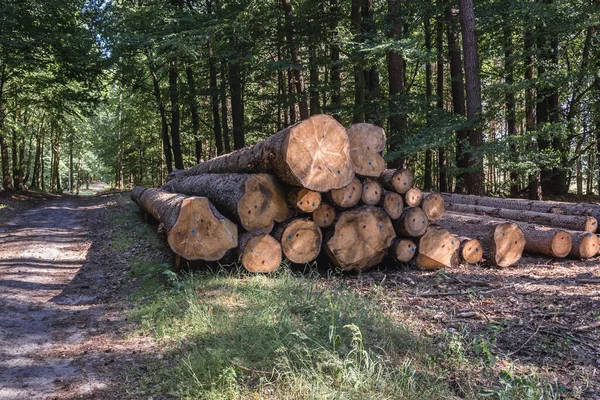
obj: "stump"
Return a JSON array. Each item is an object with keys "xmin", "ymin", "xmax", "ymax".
[
  {"xmin": 312, "ymin": 203, "xmax": 336, "ymax": 228},
  {"xmin": 329, "ymin": 177, "xmax": 362, "ymax": 208},
  {"xmin": 380, "ymin": 168, "xmax": 414, "ymax": 194},
  {"xmin": 237, "ymin": 232, "xmax": 282, "ymax": 273},
  {"xmin": 163, "ymin": 173, "xmax": 289, "ymax": 233},
  {"xmin": 346, "ymin": 123, "xmax": 386, "ymax": 178},
  {"xmin": 131, "ymin": 187, "xmax": 238, "ymax": 261},
  {"xmin": 324, "ymin": 206, "xmax": 395, "ymax": 271},
  {"xmin": 390, "ymin": 238, "xmax": 417, "ymax": 262},
  {"xmin": 416, "ymin": 227, "xmax": 460, "ymax": 269},
  {"xmin": 273, "ymin": 218, "xmax": 322, "ymax": 263},
  {"xmin": 382, "ymin": 191, "xmax": 404, "ymax": 220},
  {"xmin": 404, "ymin": 187, "xmax": 423, "ymax": 207},
  {"xmin": 360, "ymin": 178, "xmax": 382, "ymax": 206},
  {"xmin": 178, "ymin": 114, "xmax": 354, "ymax": 191},
  {"xmin": 394, "ymin": 207, "xmax": 428, "ymax": 237},
  {"xmin": 569, "ymin": 232, "xmax": 598, "ymax": 259},
  {"xmin": 421, "ymin": 192, "xmax": 445, "ymax": 221},
  {"xmin": 288, "ymin": 188, "xmax": 322, "ymax": 213}
]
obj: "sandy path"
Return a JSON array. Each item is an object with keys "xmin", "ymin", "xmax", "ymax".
[{"xmin": 0, "ymin": 197, "xmax": 108, "ymax": 399}]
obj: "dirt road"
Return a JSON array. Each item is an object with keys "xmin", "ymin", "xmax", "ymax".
[{"xmin": 0, "ymin": 195, "xmax": 152, "ymax": 399}]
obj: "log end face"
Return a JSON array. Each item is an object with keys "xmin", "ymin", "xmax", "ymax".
[
  {"xmin": 461, "ymin": 239, "xmax": 483, "ymax": 264},
  {"xmin": 238, "ymin": 174, "xmax": 289, "ymax": 232},
  {"xmin": 390, "ymin": 169, "xmax": 414, "ymax": 194},
  {"xmin": 392, "ymin": 239, "xmax": 417, "ymax": 262},
  {"xmin": 417, "ymin": 227, "xmax": 460, "ymax": 268},
  {"xmin": 404, "ymin": 187, "xmax": 423, "ymax": 207},
  {"xmin": 396, "ymin": 207, "xmax": 428, "ymax": 237},
  {"xmin": 281, "ymin": 219, "xmax": 323, "ymax": 263},
  {"xmin": 575, "ymin": 233, "xmax": 599, "ymax": 259},
  {"xmin": 350, "ymin": 150, "xmax": 386, "ymax": 178},
  {"xmin": 330, "ymin": 177, "xmax": 362, "ymax": 208},
  {"xmin": 585, "ymin": 217, "xmax": 598, "ymax": 233},
  {"xmin": 346, "ymin": 123, "xmax": 386, "ymax": 153},
  {"xmin": 493, "ymin": 223, "xmax": 525, "ymax": 267},
  {"xmin": 550, "ymin": 231, "xmax": 572, "ymax": 258},
  {"xmin": 285, "ymin": 114, "xmax": 354, "ymax": 191},
  {"xmin": 360, "ymin": 179, "xmax": 382, "ymax": 206},
  {"xmin": 421, "ymin": 192, "xmax": 445, "ymax": 221},
  {"xmin": 241, "ymin": 234, "xmax": 282, "ymax": 273},
  {"xmin": 293, "ymin": 188, "xmax": 322, "ymax": 213},
  {"xmin": 383, "ymin": 192, "xmax": 404, "ymax": 220},
  {"xmin": 313, "ymin": 203, "xmax": 336, "ymax": 228},
  {"xmin": 168, "ymin": 197, "xmax": 238, "ymax": 261}
]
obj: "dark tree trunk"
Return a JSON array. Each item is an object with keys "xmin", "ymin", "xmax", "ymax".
[
  {"xmin": 169, "ymin": 58, "xmax": 184, "ymax": 170},
  {"xmin": 229, "ymin": 61, "xmax": 245, "ymax": 150},
  {"xmin": 31, "ymin": 125, "xmax": 42, "ymax": 189},
  {"xmin": 504, "ymin": 23, "xmax": 519, "ymax": 195},
  {"xmin": 281, "ymin": 0, "xmax": 309, "ymax": 120},
  {"xmin": 524, "ymin": 26, "xmax": 541, "ymax": 199},
  {"xmin": 309, "ymin": 45, "xmax": 320, "ymax": 115},
  {"xmin": 457, "ymin": 0, "xmax": 485, "ymax": 195},
  {"xmin": 436, "ymin": 16, "xmax": 447, "ymax": 192},
  {"xmin": 115, "ymin": 92, "xmax": 123, "ymax": 189},
  {"xmin": 287, "ymin": 69, "xmax": 296, "ymax": 124},
  {"xmin": 424, "ymin": 10, "xmax": 433, "ymax": 191},
  {"xmin": 362, "ymin": 0, "xmax": 380, "ymax": 124},
  {"xmin": 148, "ymin": 53, "xmax": 173, "ymax": 173},
  {"xmin": 352, "ymin": 0, "xmax": 364, "ymax": 123},
  {"xmin": 186, "ymin": 66, "xmax": 203, "ymax": 162},
  {"xmin": 388, "ymin": 0, "xmax": 407, "ymax": 168},
  {"xmin": 207, "ymin": 51, "xmax": 223, "ymax": 156},
  {"xmin": 446, "ymin": 6, "xmax": 468, "ymax": 192},
  {"xmin": 220, "ymin": 63, "xmax": 231, "ymax": 153},
  {"xmin": 330, "ymin": 0, "xmax": 342, "ymax": 117},
  {"xmin": 0, "ymin": 66, "xmax": 11, "ymax": 190}
]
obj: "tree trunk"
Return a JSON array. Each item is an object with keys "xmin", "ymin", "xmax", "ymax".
[
  {"xmin": 351, "ymin": 0, "xmax": 364, "ymax": 123},
  {"xmin": 148, "ymin": 54, "xmax": 173, "ymax": 174},
  {"xmin": 237, "ymin": 231, "xmax": 282, "ymax": 273},
  {"xmin": 524, "ymin": 26, "xmax": 540, "ymax": 199},
  {"xmin": 394, "ymin": 206, "xmax": 428, "ymax": 237},
  {"xmin": 445, "ymin": 6, "xmax": 468, "ymax": 192},
  {"xmin": 131, "ymin": 186, "xmax": 238, "ymax": 261},
  {"xmin": 69, "ymin": 135, "xmax": 74, "ymax": 193},
  {"xmin": 346, "ymin": 123, "xmax": 386, "ymax": 178},
  {"xmin": 436, "ymin": 17, "xmax": 447, "ymax": 192},
  {"xmin": 220, "ymin": 63, "xmax": 231, "ymax": 153},
  {"xmin": 177, "ymin": 114, "xmax": 353, "ymax": 192},
  {"xmin": 329, "ymin": 0, "xmax": 342, "ymax": 116},
  {"xmin": 273, "ymin": 218, "xmax": 322, "ymax": 263},
  {"xmin": 416, "ymin": 227, "xmax": 460, "ymax": 269},
  {"xmin": 281, "ymin": 0, "xmax": 309, "ymax": 120},
  {"xmin": 380, "ymin": 168, "xmax": 414, "ymax": 194},
  {"xmin": 163, "ymin": 173, "xmax": 288, "ymax": 233},
  {"xmin": 457, "ymin": 0, "xmax": 484, "ymax": 195},
  {"xmin": 569, "ymin": 232, "xmax": 598, "ymax": 259},
  {"xmin": 186, "ymin": 66, "xmax": 203, "ymax": 162},
  {"xmin": 324, "ymin": 206, "xmax": 395, "ymax": 271},
  {"xmin": 504, "ymin": 23, "xmax": 519, "ymax": 195},
  {"xmin": 115, "ymin": 92, "xmax": 123, "ymax": 189},
  {"xmin": 424, "ymin": 10, "xmax": 433, "ymax": 191},
  {"xmin": 31, "ymin": 126, "xmax": 42, "ymax": 189},
  {"xmin": 169, "ymin": 58, "xmax": 184, "ymax": 170},
  {"xmin": 388, "ymin": 0, "xmax": 407, "ymax": 167},
  {"xmin": 308, "ymin": 45, "xmax": 320, "ymax": 115},
  {"xmin": 361, "ymin": 0, "xmax": 380, "ymax": 123},
  {"xmin": 229, "ymin": 61, "xmax": 245, "ymax": 150}
]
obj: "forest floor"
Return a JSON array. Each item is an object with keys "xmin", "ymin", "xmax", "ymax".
[{"xmin": 0, "ymin": 191, "xmax": 598, "ymax": 399}]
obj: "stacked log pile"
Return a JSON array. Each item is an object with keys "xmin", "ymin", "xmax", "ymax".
[{"xmin": 131, "ymin": 114, "xmax": 599, "ymax": 274}]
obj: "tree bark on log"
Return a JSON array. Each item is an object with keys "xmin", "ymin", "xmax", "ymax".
[
  {"xmin": 390, "ymin": 238, "xmax": 417, "ymax": 262},
  {"xmin": 237, "ymin": 231, "xmax": 282, "ymax": 273},
  {"xmin": 288, "ymin": 188, "xmax": 321, "ymax": 213},
  {"xmin": 394, "ymin": 207, "xmax": 428, "ymax": 237},
  {"xmin": 381, "ymin": 191, "xmax": 404, "ymax": 220},
  {"xmin": 328, "ymin": 177, "xmax": 362, "ymax": 208},
  {"xmin": 416, "ymin": 227, "xmax": 460, "ymax": 269},
  {"xmin": 324, "ymin": 206, "xmax": 395, "ymax": 271},
  {"xmin": 445, "ymin": 201, "xmax": 597, "ymax": 233},
  {"xmin": 404, "ymin": 187, "xmax": 423, "ymax": 207},
  {"xmin": 421, "ymin": 192, "xmax": 445, "ymax": 221},
  {"xmin": 380, "ymin": 168, "xmax": 413, "ymax": 194},
  {"xmin": 437, "ymin": 212, "xmax": 526, "ymax": 266},
  {"xmin": 162, "ymin": 173, "xmax": 289, "ymax": 233},
  {"xmin": 441, "ymin": 192, "xmax": 600, "ymax": 222},
  {"xmin": 312, "ymin": 202, "xmax": 336, "ymax": 228},
  {"xmin": 131, "ymin": 187, "xmax": 238, "ymax": 261},
  {"xmin": 273, "ymin": 218, "xmax": 322, "ymax": 263},
  {"xmin": 346, "ymin": 123, "xmax": 386, "ymax": 178},
  {"xmin": 569, "ymin": 232, "xmax": 598, "ymax": 259},
  {"xmin": 177, "ymin": 114, "xmax": 353, "ymax": 192},
  {"xmin": 360, "ymin": 178, "xmax": 382, "ymax": 205}
]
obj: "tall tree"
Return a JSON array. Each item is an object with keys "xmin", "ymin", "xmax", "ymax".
[
  {"xmin": 388, "ymin": 0, "xmax": 407, "ymax": 167},
  {"xmin": 436, "ymin": 16, "xmax": 447, "ymax": 192}
]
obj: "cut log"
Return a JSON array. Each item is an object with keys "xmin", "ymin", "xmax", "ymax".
[
  {"xmin": 390, "ymin": 238, "xmax": 417, "ymax": 262},
  {"xmin": 445, "ymin": 202, "xmax": 598, "ymax": 233},
  {"xmin": 237, "ymin": 231, "xmax": 282, "ymax": 273},
  {"xmin": 404, "ymin": 187, "xmax": 423, "ymax": 207},
  {"xmin": 178, "ymin": 114, "xmax": 354, "ymax": 191},
  {"xmin": 130, "ymin": 186, "xmax": 147, "ymax": 205},
  {"xmin": 288, "ymin": 188, "xmax": 321, "ymax": 213},
  {"xmin": 456, "ymin": 237, "xmax": 483, "ymax": 264},
  {"xmin": 394, "ymin": 207, "xmax": 428, "ymax": 237},
  {"xmin": 380, "ymin": 168, "xmax": 414, "ymax": 194},
  {"xmin": 346, "ymin": 123, "xmax": 386, "ymax": 178},
  {"xmin": 273, "ymin": 218, "xmax": 322, "ymax": 263},
  {"xmin": 421, "ymin": 192, "xmax": 445, "ymax": 221},
  {"xmin": 324, "ymin": 206, "xmax": 395, "ymax": 271},
  {"xmin": 131, "ymin": 187, "xmax": 237, "ymax": 261},
  {"xmin": 329, "ymin": 176, "xmax": 362, "ymax": 208},
  {"xmin": 382, "ymin": 191, "xmax": 404, "ymax": 220},
  {"xmin": 437, "ymin": 212, "xmax": 526, "ymax": 267},
  {"xmin": 416, "ymin": 227, "xmax": 460, "ymax": 269},
  {"xmin": 360, "ymin": 178, "xmax": 383, "ymax": 206},
  {"xmin": 440, "ymin": 192, "xmax": 600, "ymax": 222},
  {"xmin": 163, "ymin": 173, "xmax": 288, "ymax": 233},
  {"xmin": 570, "ymin": 232, "xmax": 598, "ymax": 259},
  {"xmin": 312, "ymin": 202, "xmax": 336, "ymax": 228}
]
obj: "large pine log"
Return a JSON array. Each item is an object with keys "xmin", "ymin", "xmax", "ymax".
[
  {"xmin": 237, "ymin": 231, "xmax": 282, "ymax": 273},
  {"xmin": 421, "ymin": 192, "xmax": 445, "ymax": 221},
  {"xmin": 131, "ymin": 187, "xmax": 237, "ymax": 261},
  {"xmin": 288, "ymin": 188, "xmax": 321, "ymax": 213},
  {"xmin": 360, "ymin": 178, "xmax": 383, "ymax": 205},
  {"xmin": 329, "ymin": 176, "xmax": 362, "ymax": 208},
  {"xmin": 445, "ymin": 202, "xmax": 598, "ymax": 233},
  {"xmin": 404, "ymin": 187, "xmax": 423, "ymax": 207},
  {"xmin": 569, "ymin": 232, "xmax": 598, "ymax": 259},
  {"xmin": 390, "ymin": 238, "xmax": 417, "ymax": 262},
  {"xmin": 324, "ymin": 206, "xmax": 395, "ymax": 271},
  {"xmin": 437, "ymin": 212, "xmax": 526, "ymax": 266},
  {"xmin": 382, "ymin": 191, "xmax": 404, "ymax": 220},
  {"xmin": 130, "ymin": 186, "xmax": 147, "ymax": 205},
  {"xmin": 346, "ymin": 123, "xmax": 386, "ymax": 178},
  {"xmin": 163, "ymin": 173, "xmax": 288, "ymax": 233},
  {"xmin": 312, "ymin": 202, "xmax": 336, "ymax": 228},
  {"xmin": 175, "ymin": 114, "xmax": 354, "ymax": 191},
  {"xmin": 380, "ymin": 168, "xmax": 414, "ymax": 194},
  {"xmin": 394, "ymin": 207, "xmax": 428, "ymax": 237},
  {"xmin": 273, "ymin": 218, "xmax": 322, "ymax": 263},
  {"xmin": 440, "ymin": 192, "xmax": 600, "ymax": 222},
  {"xmin": 416, "ymin": 227, "xmax": 460, "ymax": 269}
]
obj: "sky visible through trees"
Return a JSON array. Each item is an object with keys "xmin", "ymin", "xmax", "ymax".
[{"xmin": 0, "ymin": 0, "xmax": 598, "ymax": 198}]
